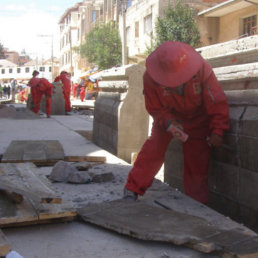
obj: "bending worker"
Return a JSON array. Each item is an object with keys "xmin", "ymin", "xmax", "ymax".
[
  {"xmin": 28, "ymin": 70, "xmax": 53, "ymax": 118},
  {"xmin": 54, "ymin": 71, "xmax": 72, "ymax": 114},
  {"xmin": 123, "ymin": 41, "xmax": 230, "ymax": 204}
]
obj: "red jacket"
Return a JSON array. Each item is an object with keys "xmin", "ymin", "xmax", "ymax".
[
  {"xmin": 38, "ymin": 78, "xmax": 53, "ymax": 95},
  {"xmin": 54, "ymin": 73, "xmax": 71, "ymax": 91},
  {"xmin": 143, "ymin": 60, "xmax": 229, "ymax": 138},
  {"xmin": 28, "ymin": 77, "xmax": 40, "ymax": 87}
]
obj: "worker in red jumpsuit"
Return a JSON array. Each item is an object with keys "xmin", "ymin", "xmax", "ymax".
[
  {"xmin": 124, "ymin": 41, "xmax": 230, "ymax": 204},
  {"xmin": 28, "ymin": 70, "xmax": 41, "ymax": 109},
  {"xmin": 54, "ymin": 71, "xmax": 72, "ymax": 114},
  {"xmin": 28, "ymin": 72, "xmax": 53, "ymax": 118}
]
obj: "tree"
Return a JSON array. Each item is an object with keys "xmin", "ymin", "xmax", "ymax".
[
  {"xmin": 79, "ymin": 22, "xmax": 122, "ymax": 70},
  {"xmin": 146, "ymin": 0, "xmax": 201, "ymax": 54},
  {"xmin": 0, "ymin": 42, "xmax": 5, "ymax": 59}
]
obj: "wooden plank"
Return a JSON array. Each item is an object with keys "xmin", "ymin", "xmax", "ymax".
[
  {"xmin": 0, "ymin": 230, "xmax": 11, "ymax": 257},
  {"xmin": 0, "ymin": 195, "xmax": 76, "ymax": 228},
  {"xmin": 0, "ymin": 163, "xmax": 62, "ymax": 204},
  {"xmin": 64, "ymin": 156, "xmax": 106, "ymax": 163},
  {"xmin": 0, "ymin": 165, "xmax": 76, "ymax": 228}
]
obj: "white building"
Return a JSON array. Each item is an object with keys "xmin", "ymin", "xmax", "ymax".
[{"xmin": 0, "ymin": 59, "xmax": 57, "ymax": 83}]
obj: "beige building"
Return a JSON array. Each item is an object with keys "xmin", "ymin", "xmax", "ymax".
[
  {"xmin": 198, "ymin": 0, "xmax": 258, "ymax": 45},
  {"xmin": 58, "ymin": 0, "xmax": 226, "ymax": 76},
  {"xmin": 58, "ymin": 0, "xmax": 119, "ymax": 79}
]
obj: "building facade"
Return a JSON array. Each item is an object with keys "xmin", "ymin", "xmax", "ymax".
[
  {"xmin": 0, "ymin": 59, "xmax": 58, "ymax": 83},
  {"xmin": 198, "ymin": 0, "xmax": 258, "ymax": 45},
  {"xmin": 57, "ymin": 0, "xmax": 227, "ymax": 76}
]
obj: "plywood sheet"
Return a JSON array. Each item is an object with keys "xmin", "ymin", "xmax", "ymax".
[{"xmin": 78, "ymin": 199, "xmax": 258, "ymax": 257}]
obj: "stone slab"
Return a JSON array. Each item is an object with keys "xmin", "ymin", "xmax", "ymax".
[
  {"xmin": 2, "ymin": 140, "xmax": 64, "ymax": 164},
  {"xmin": 78, "ymin": 199, "xmax": 258, "ymax": 256}
]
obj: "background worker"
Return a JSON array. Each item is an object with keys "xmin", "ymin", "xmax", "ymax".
[
  {"xmin": 28, "ymin": 70, "xmax": 40, "ymax": 110},
  {"xmin": 28, "ymin": 71, "xmax": 53, "ymax": 118},
  {"xmin": 124, "ymin": 41, "xmax": 230, "ymax": 204},
  {"xmin": 54, "ymin": 71, "xmax": 72, "ymax": 114}
]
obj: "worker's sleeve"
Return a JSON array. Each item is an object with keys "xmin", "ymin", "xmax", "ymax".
[
  {"xmin": 143, "ymin": 72, "xmax": 176, "ymax": 129},
  {"xmin": 28, "ymin": 78, "xmax": 39, "ymax": 87},
  {"xmin": 54, "ymin": 76, "xmax": 60, "ymax": 82},
  {"xmin": 202, "ymin": 66, "xmax": 230, "ymax": 137}
]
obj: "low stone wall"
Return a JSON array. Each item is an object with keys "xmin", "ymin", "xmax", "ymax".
[
  {"xmin": 41, "ymin": 82, "xmax": 65, "ymax": 115},
  {"xmin": 92, "ymin": 64, "xmax": 149, "ymax": 163}
]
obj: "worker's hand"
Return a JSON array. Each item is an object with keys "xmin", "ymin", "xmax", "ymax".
[{"xmin": 207, "ymin": 134, "xmax": 223, "ymax": 147}]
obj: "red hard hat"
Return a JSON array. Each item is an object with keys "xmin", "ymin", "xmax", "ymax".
[{"xmin": 146, "ymin": 41, "xmax": 203, "ymax": 88}]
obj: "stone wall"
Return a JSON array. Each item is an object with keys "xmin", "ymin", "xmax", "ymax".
[{"xmin": 92, "ymin": 64, "xmax": 149, "ymax": 163}]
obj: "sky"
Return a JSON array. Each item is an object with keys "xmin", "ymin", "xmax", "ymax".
[{"xmin": 0, "ymin": 0, "xmax": 81, "ymax": 60}]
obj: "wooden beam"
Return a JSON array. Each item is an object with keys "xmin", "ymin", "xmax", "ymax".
[
  {"xmin": 0, "ymin": 230, "xmax": 11, "ymax": 257},
  {"xmin": 64, "ymin": 156, "xmax": 106, "ymax": 163}
]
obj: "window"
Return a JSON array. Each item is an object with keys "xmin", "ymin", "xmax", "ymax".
[
  {"xmin": 25, "ymin": 67, "xmax": 30, "ymax": 73},
  {"xmin": 1, "ymin": 69, "xmax": 5, "ymax": 74},
  {"xmin": 9, "ymin": 68, "xmax": 13, "ymax": 73},
  {"xmin": 135, "ymin": 21, "xmax": 139, "ymax": 38},
  {"xmin": 144, "ymin": 14, "xmax": 152, "ymax": 35},
  {"xmin": 39, "ymin": 66, "xmax": 45, "ymax": 72},
  {"xmin": 243, "ymin": 15, "xmax": 257, "ymax": 36},
  {"xmin": 49, "ymin": 66, "xmax": 52, "ymax": 72},
  {"xmin": 17, "ymin": 68, "xmax": 21, "ymax": 73},
  {"xmin": 92, "ymin": 10, "xmax": 97, "ymax": 22}
]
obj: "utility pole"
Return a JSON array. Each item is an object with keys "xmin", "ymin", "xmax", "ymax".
[{"xmin": 121, "ymin": 0, "xmax": 127, "ymax": 65}]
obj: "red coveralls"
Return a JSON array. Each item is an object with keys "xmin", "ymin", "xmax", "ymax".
[
  {"xmin": 80, "ymin": 86, "xmax": 86, "ymax": 102},
  {"xmin": 72, "ymin": 83, "xmax": 79, "ymax": 98},
  {"xmin": 54, "ymin": 73, "xmax": 72, "ymax": 112},
  {"xmin": 28, "ymin": 76, "xmax": 41, "ymax": 111},
  {"xmin": 29, "ymin": 78, "xmax": 53, "ymax": 115},
  {"xmin": 125, "ymin": 60, "xmax": 229, "ymax": 204}
]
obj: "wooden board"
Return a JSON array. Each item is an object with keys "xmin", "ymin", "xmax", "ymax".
[
  {"xmin": 1, "ymin": 140, "xmax": 64, "ymax": 165},
  {"xmin": 78, "ymin": 199, "xmax": 258, "ymax": 257},
  {"xmin": 0, "ymin": 163, "xmax": 76, "ymax": 227},
  {"xmin": 0, "ymin": 163, "xmax": 61, "ymax": 204},
  {"xmin": 0, "ymin": 229, "xmax": 11, "ymax": 257},
  {"xmin": 64, "ymin": 156, "xmax": 106, "ymax": 163}
]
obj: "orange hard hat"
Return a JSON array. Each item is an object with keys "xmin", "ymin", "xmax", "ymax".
[{"xmin": 146, "ymin": 41, "xmax": 202, "ymax": 88}]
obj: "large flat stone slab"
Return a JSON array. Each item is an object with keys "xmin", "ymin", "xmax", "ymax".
[
  {"xmin": 78, "ymin": 199, "xmax": 258, "ymax": 257},
  {"xmin": 2, "ymin": 140, "xmax": 64, "ymax": 165}
]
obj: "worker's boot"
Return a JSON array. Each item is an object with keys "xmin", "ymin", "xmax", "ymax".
[{"xmin": 123, "ymin": 188, "xmax": 138, "ymax": 201}]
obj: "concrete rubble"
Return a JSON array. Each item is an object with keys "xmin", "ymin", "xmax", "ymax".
[{"xmin": 0, "ymin": 103, "xmax": 257, "ymax": 258}]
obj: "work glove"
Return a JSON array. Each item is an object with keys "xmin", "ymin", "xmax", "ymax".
[{"xmin": 207, "ymin": 134, "xmax": 223, "ymax": 147}]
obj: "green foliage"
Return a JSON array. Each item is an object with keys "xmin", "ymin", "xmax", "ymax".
[
  {"xmin": 80, "ymin": 22, "xmax": 122, "ymax": 70},
  {"xmin": 0, "ymin": 42, "xmax": 5, "ymax": 59},
  {"xmin": 146, "ymin": 0, "xmax": 201, "ymax": 54}
]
